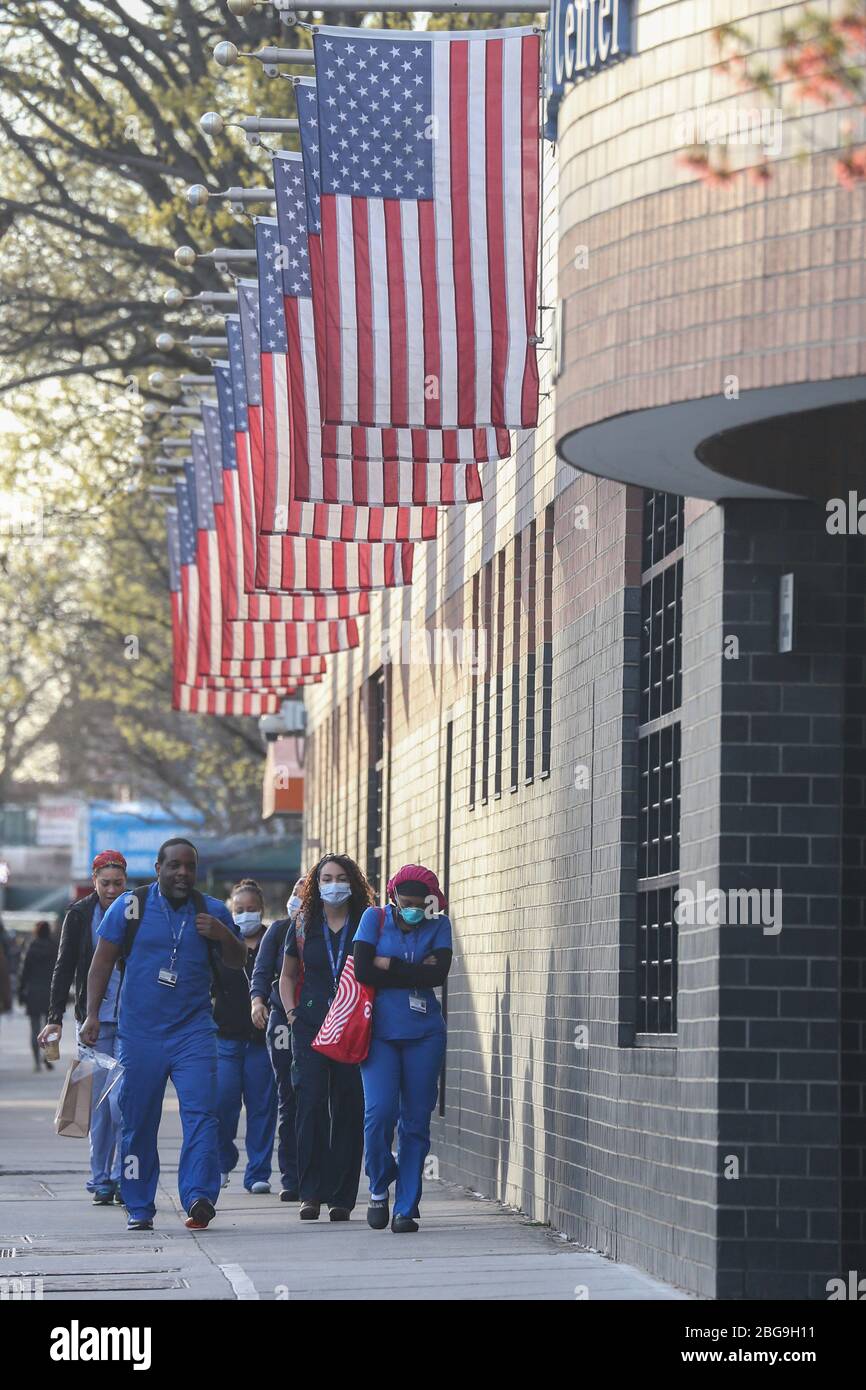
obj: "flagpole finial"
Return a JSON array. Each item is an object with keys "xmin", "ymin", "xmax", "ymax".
[
  {"xmin": 155, "ymin": 333, "xmax": 176, "ymax": 352},
  {"xmin": 200, "ymin": 111, "xmax": 225, "ymax": 137},
  {"xmin": 228, "ymin": 0, "xmax": 256, "ymax": 15},
  {"xmin": 175, "ymin": 246, "xmax": 197, "ymax": 268},
  {"xmin": 187, "ymin": 184, "xmax": 211, "ymax": 209},
  {"xmin": 214, "ymin": 41, "xmax": 239, "ymax": 69},
  {"xmin": 163, "ymin": 288, "xmax": 185, "ymax": 308},
  {"xmin": 149, "ymin": 371, "xmax": 169, "ymax": 389}
]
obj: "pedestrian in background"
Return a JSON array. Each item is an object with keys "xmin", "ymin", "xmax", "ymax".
[
  {"xmin": 279, "ymin": 855, "xmax": 372, "ymax": 1222},
  {"xmin": 214, "ymin": 878, "xmax": 278, "ymax": 1195},
  {"xmin": 19, "ymin": 921, "xmax": 58, "ymax": 1073},
  {"xmin": 41, "ymin": 851, "xmax": 128, "ymax": 1204},
  {"xmin": 81, "ymin": 838, "xmax": 245, "ymax": 1232},
  {"xmin": 249, "ymin": 876, "xmax": 304, "ymax": 1202},
  {"xmin": 353, "ymin": 864, "xmax": 453, "ymax": 1234}
]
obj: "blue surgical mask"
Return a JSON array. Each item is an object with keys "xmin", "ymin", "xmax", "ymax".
[
  {"xmin": 287, "ymin": 895, "xmax": 302, "ymax": 918},
  {"xmin": 399, "ymin": 906, "xmax": 426, "ymax": 926},
  {"xmin": 233, "ymin": 911, "xmax": 262, "ymax": 938},
  {"xmin": 320, "ymin": 881, "xmax": 352, "ymax": 905}
]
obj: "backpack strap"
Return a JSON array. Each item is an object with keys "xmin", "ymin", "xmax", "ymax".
[{"xmin": 121, "ymin": 884, "xmax": 220, "ymax": 985}]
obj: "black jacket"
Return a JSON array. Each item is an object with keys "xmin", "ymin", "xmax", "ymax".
[
  {"xmin": 47, "ymin": 893, "xmax": 99, "ymax": 1026},
  {"xmin": 213, "ymin": 941, "xmax": 265, "ymax": 1045},
  {"xmin": 19, "ymin": 936, "xmax": 59, "ymax": 1016}
]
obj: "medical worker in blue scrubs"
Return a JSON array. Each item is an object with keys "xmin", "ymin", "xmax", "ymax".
[
  {"xmin": 81, "ymin": 838, "xmax": 246, "ymax": 1232},
  {"xmin": 353, "ymin": 863, "xmax": 453, "ymax": 1234}
]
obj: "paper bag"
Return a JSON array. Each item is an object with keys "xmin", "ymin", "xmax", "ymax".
[{"xmin": 54, "ymin": 1058, "xmax": 94, "ymax": 1138}]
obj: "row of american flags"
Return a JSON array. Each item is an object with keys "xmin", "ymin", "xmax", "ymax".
[{"xmin": 164, "ymin": 25, "xmax": 541, "ymax": 716}]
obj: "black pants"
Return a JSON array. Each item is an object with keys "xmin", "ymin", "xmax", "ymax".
[
  {"xmin": 27, "ymin": 1010, "xmax": 47, "ymax": 1065},
  {"xmin": 291, "ymin": 1022, "xmax": 364, "ymax": 1210},
  {"xmin": 266, "ymin": 1009, "xmax": 298, "ymax": 1192}
]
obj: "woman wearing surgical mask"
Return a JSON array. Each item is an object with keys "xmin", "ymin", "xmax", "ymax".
[
  {"xmin": 248, "ymin": 878, "xmax": 305, "ymax": 1202},
  {"xmin": 213, "ymin": 879, "xmax": 278, "ymax": 1195},
  {"xmin": 353, "ymin": 864, "xmax": 453, "ymax": 1233},
  {"xmin": 279, "ymin": 854, "xmax": 373, "ymax": 1221}
]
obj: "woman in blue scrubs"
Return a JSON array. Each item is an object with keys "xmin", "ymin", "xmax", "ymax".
[
  {"xmin": 353, "ymin": 864, "xmax": 453, "ymax": 1233},
  {"xmin": 214, "ymin": 879, "xmax": 278, "ymax": 1195}
]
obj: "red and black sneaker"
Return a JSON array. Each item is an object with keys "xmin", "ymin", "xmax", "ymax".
[{"xmin": 185, "ymin": 1198, "xmax": 216, "ymax": 1230}]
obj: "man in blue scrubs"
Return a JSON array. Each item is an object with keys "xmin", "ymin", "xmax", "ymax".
[{"xmin": 81, "ymin": 839, "xmax": 245, "ymax": 1232}]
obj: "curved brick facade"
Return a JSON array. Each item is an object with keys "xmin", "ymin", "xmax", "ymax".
[{"xmin": 555, "ymin": 0, "xmax": 866, "ymax": 498}]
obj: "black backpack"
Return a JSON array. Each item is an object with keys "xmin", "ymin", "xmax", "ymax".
[{"xmin": 120, "ymin": 884, "xmax": 222, "ymax": 989}]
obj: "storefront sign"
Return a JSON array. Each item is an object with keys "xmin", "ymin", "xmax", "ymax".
[{"xmin": 545, "ymin": 0, "xmax": 633, "ymax": 139}]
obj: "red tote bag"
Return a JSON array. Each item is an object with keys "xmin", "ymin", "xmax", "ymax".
[{"xmin": 312, "ymin": 908, "xmax": 384, "ymax": 1064}]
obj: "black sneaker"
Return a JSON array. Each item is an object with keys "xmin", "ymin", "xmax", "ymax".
[
  {"xmin": 367, "ymin": 1198, "xmax": 389, "ymax": 1230},
  {"xmin": 127, "ymin": 1217, "xmax": 153, "ymax": 1232},
  {"xmin": 185, "ymin": 1198, "xmax": 216, "ymax": 1230},
  {"xmin": 329, "ymin": 1206, "xmax": 350, "ymax": 1222},
  {"xmin": 113, "ymin": 1188, "xmax": 125, "ymax": 1207},
  {"xmin": 299, "ymin": 1202, "xmax": 320, "ymax": 1220},
  {"xmin": 391, "ymin": 1214, "xmax": 419, "ymax": 1233},
  {"xmin": 280, "ymin": 1190, "xmax": 300, "ymax": 1203},
  {"xmin": 92, "ymin": 1187, "xmax": 114, "ymax": 1206}
]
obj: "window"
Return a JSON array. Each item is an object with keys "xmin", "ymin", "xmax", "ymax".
[
  {"xmin": 494, "ymin": 549, "xmax": 506, "ymax": 797},
  {"xmin": 540, "ymin": 503, "xmax": 554, "ymax": 778},
  {"xmin": 469, "ymin": 573, "xmax": 479, "ymax": 809},
  {"xmin": 481, "ymin": 560, "xmax": 493, "ymax": 803},
  {"xmin": 636, "ymin": 491, "xmax": 684, "ymax": 1038},
  {"xmin": 525, "ymin": 519, "xmax": 537, "ymax": 783},
  {"xmin": 510, "ymin": 533, "xmax": 522, "ymax": 792},
  {"xmin": 366, "ymin": 669, "xmax": 386, "ymax": 895}
]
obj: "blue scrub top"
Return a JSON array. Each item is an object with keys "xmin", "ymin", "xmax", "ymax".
[
  {"xmin": 354, "ymin": 904, "xmax": 452, "ymax": 1041},
  {"xmin": 98, "ymin": 882, "xmax": 237, "ymax": 1038},
  {"xmin": 91, "ymin": 901, "xmax": 121, "ymax": 1025}
]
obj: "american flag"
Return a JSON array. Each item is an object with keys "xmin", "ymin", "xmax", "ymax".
[
  {"xmin": 175, "ymin": 686, "xmax": 286, "ymax": 716},
  {"xmin": 312, "ymin": 26, "xmax": 541, "ymax": 431},
  {"xmin": 254, "ymin": 216, "xmax": 436, "ymax": 547},
  {"xmin": 234, "ymin": 287, "xmax": 372, "ymax": 621},
  {"xmin": 181, "ymin": 444, "xmax": 361, "ymax": 674},
  {"xmin": 295, "ymin": 78, "xmax": 504, "ymax": 485}
]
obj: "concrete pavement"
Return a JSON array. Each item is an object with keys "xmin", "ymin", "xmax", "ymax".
[{"xmin": 0, "ymin": 1008, "xmax": 691, "ymax": 1301}]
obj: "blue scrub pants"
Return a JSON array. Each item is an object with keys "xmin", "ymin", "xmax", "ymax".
[
  {"xmin": 266, "ymin": 1009, "xmax": 298, "ymax": 1193},
  {"xmin": 77, "ymin": 1021, "xmax": 122, "ymax": 1193},
  {"xmin": 216, "ymin": 1037, "xmax": 278, "ymax": 1188},
  {"xmin": 360, "ymin": 1028, "xmax": 446, "ymax": 1219},
  {"xmin": 118, "ymin": 1027, "xmax": 220, "ymax": 1222}
]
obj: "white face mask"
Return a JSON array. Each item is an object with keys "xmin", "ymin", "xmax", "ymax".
[
  {"xmin": 287, "ymin": 895, "xmax": 302, "ymax": 919},
  {"xmin": 319, "ymin": 881, "xmax": 352, "ymax": 905},
  {"xmin": 233, "ymin": 910, "xmax": 262, "ymax": 938}
]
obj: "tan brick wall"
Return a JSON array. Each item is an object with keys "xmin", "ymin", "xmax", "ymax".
[{"xmin": 556, "ymin": 0, "xmax": 866, "ymax": 441}]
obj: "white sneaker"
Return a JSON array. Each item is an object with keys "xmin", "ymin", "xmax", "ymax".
[
  {"xmin": 249, "ymin": 1181, "xmax": 271, "ymax": 1194},
  {"xmin": 220, "ymin": 1172, "xmax": 230, "ymax": 1189}
]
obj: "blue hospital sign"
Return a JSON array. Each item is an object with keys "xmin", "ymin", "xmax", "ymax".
[{"xmin": 544, "ymin": 0, "xmax": 633, "ymax": 139}]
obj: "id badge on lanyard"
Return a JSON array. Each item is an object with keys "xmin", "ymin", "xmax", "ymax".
[
  {"xmin": 159, "ymin": 895, "xmax": 188, "ymax": 987},
  {"xmin": 405, "ymin": 928, "xmax": 427, "ymax": 1012}
]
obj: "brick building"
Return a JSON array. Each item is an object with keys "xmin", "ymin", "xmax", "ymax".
[{"xmin": 301, "ymin": 0, "xmax": 866, "ymax": 1298}]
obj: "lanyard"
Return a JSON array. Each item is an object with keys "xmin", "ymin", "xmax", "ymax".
[
  {"xmin": 158, "ymin": 891, "xmax": 192, "ymax": 969},
  {"xmin": 323, "ymin": 914, "xmax": 351, "ymax": 989}
]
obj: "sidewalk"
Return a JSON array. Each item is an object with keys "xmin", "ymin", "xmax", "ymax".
[{"xmin": 0, "ymin": 1008, "xmax": 691, "ymax": 1301}]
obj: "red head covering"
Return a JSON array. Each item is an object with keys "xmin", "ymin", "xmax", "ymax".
[
  {"xmin": 386, "ymin": 863, "xmax": 446, "ymax": 913},
  {"xmin": 92, "ymin": 850, "xmax": 128, "ymax": 875}
]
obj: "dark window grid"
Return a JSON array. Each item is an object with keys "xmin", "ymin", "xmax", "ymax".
[
  {"xmin": 525, "ymin": 520, "xmax": 537, "ymax": 783},
  {"xmin": 642, "ymin": 491, "xmax": 684, "ymax": 572},
  {"xmin": 481, "ymin": 560, "xmax": 493, "ymax": 803},
  {"xmin": 510, "ymin": 532, "xmax": 522, "ymax": 791},
  {"xmin": 638, "ymin": 722, "xmax": 681, "ymax": 881},
  {"xmin": 636, "ymin": 885, "xmax": 678, "ymax": 1034},
  {"xmin": 639, "ymin": 559, "xmax": 683, "ymax": 725},
  {"xmin": 469, "ymin": 572, "xmax": 480, "ymax": 809},
  {"xmin": 540, "ymin": 503, "xmax": 554, "ymax": 778},
  {"xmin": 494, "ymin": 550, "xmax": 506, "ymax": 797},
  {"xmin": 366, "ymin": 673, "xmax": 385, "ymax": 893}
]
